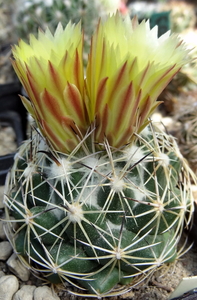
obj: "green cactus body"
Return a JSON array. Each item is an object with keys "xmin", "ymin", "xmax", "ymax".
[{"xmin": 4, "ymin": 123, "xmax": 194, "ymax": 297}]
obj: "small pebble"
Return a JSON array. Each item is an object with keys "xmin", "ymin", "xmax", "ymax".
[
  {"xmin": 13, "ymin": 285, "xmax": 36, "ymax": 300},
  {"xmin": 0, "ymin": 275, "xmax": 19, "ymax": 300},
  {"xmin": 34, "ymin": 286, "xmax": 60, "ymax": 300},
  {"xmin": 7, "ymin": 253, "xmax": 30, "ymax": 281},
  {"xmin": 0, "ymin": 241, "xmax": 13, "ymax": 260},
  {"xmin": 0, "ymin": 271, "xmax": 5, "ymax": 278}
]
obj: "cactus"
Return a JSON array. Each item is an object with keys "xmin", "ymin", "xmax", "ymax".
[
  {"xmin": 3, "ymin": 13, "xmax": 195, "ymax": 297},
  {"xmin": 4, "ymin": 123, "xmax": 194, "ymax": 297},
  {"xmin": 12, "ymin": 0, "xmax": 99, "ymax": 39}
]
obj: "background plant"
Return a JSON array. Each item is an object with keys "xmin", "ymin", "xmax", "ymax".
[{"xmin": 12, "ymin": 0, "xmax": 100, "ymax": 63}]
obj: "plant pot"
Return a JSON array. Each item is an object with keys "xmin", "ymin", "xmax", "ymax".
[
  {"xmin": 0, "ymin": 81, "xmax": 27, "ymax": 146},
  {"xmin": 0, "ymin": 82, "xmax": 27, "ymax": 185},
  {"xmin": 0, "ymin": 153, "xmax": 15, "ymax": 185}
]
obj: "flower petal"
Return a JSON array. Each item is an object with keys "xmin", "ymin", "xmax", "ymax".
[
  {"xmin": 12, "ymin": 13, "xmax": 190, "ymax": 152},
  {"xmin": 12, "ymin": 21, "xmax": 85, "ymax": 152},
  {"xmin": 86, "ymin": 13, "xmax": 190, "ymax": 147}
]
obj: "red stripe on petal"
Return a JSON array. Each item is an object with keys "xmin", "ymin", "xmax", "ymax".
[
  {"xmin": 42, "ymin": 118, "xmax": 78, "ymax": 153},
  {"xmin": 48, "ymin": 61, "xmax": 63, "ymax": 96},
  {"xmin": 138, "ymin": 62, "xmax": 151, "ymax": 86},
  {"xmin": 74, "ymin": 49, "xmax": 83, "ymax": 93},
  {"xmin": 61, "ymin": 115, "xmax": 80, "ymax": 136},
  {"xmin": 125, "ymin": 89, "xmax": 142, "ymax": 133},
  {"xmin": 12, "ymin": 61, "xmax": 34, "ymax": 101},
  {"xmin": 133, "ymin": 88, "xmax": 142, "ymax": 113},
  {"xmin": 139, "ymin": 96, "xmax": 152, "ymax": 126},
  {"xmin": 95, "ymin": 77, "xmax": 108, "ymax": 113},
  {"xmin": 115, "ymin": 61, "xmax": 128, "ymax": 84},
  {"xmin": 154, "ymin": 64, "xmax": 178, "ymax": 88},
  {"xmin": 115, "ymin": 126, "xmax": 134, "ymax": 148},
  {"xmin": 26, "ymin": 65, "xmax": 41, "ymax": 101},
  {"xmin": 64, "ymin": 83, "xmax": 86, "ymax": 125},
  {"xmin": 146, "ymin": 65, "xmax": 180, "ymax": 102},
  {"xmin": 41, "ymin": 119, "xmax": 66, "ymax": 151},
  {"xmin": 26, "ymin": 68, "xmax": 47, "ymax": 121},
  {"xmin": 34, "ymin": 57, "xmax": 46, "ymax": 77},
  {"xmin": 61, "ymin": 51, "xmax": 68, "ymax": 69},
  {"xmin": 109, "ymin": 83, "xmax": 139, "ymax": 147},
  {"xmin": 117, "ymin": 82, "xmax": 133, "ymax": 122},
  {"xmin": 95, "ymin": 104, "xmax": 109, "ymax": 143},
  {"xmin": 108, "ymin": 61, "xmax": 128, "ymax": 104},
  {"xmin": 61, "ymin": 116, "xmax": 80, "ymax": 148},
  {"xmin": 41, "ymin": 89, "xmax": 61, "ymax": 120}
]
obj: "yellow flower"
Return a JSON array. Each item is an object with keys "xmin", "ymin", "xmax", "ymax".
[
  {"xmin": 85, "ymin": 13, "xmax": 189, "ymax": 147},
  {"xmin": 12, "ymin": 13, "xmax": 189, "ymax": 153},
  {"xmin": 12, "ymin": 22, "xmax": 87, "ymax": 153}
]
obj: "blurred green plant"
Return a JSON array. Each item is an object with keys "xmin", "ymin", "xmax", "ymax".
[
  {"xmin": 12, "ymin": 0, "xmax": 100, "ymax": 62},
  {"xmin": 13, "ymin": 0, "xmax": 98, "ymax": 37}
]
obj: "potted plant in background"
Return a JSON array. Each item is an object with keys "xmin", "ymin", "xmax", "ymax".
[{"xmin": 0, "ymin": 0, "xmax": 27, "ymax": 184}]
